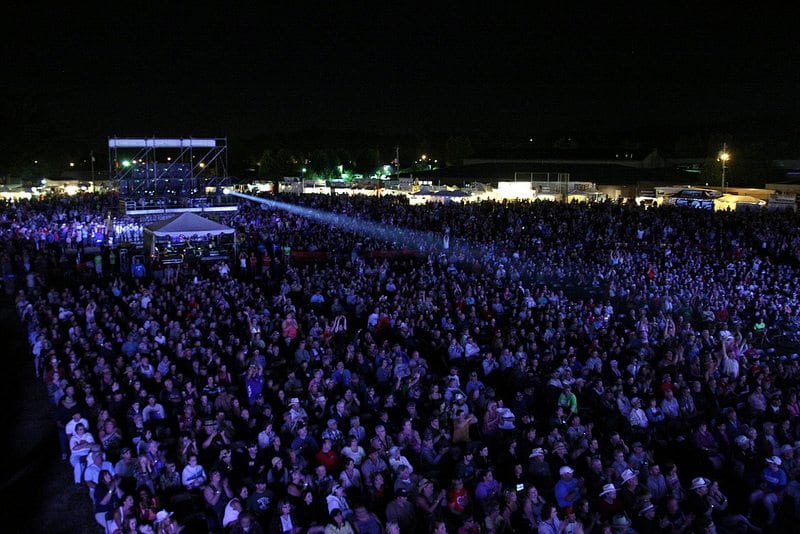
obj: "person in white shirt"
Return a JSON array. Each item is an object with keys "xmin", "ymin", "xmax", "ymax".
[
  {"xmin": 388, "ymin": 446, "xmax": 413, "ymax": 475},
  {"xmin": 181, "ymin": 454, "xmax": 207, "ymax": 490},
  {"xmin": 66, "ymin": 412, "xmax": 90, "ymax": 442},
  {"xmin": 69, "ymin": 423, "xmax": 95, "ymax": 484},
  {"xmin": 628, "ymin": 397, "xmax": 649, "ymax": 431},
  {"xmin": 84, "ymin": 450, "xmax": 115, "ymax": 499},
  {"xmin": 340, "ymin": 437, "xmax": 366, "ymax": 466},
  {"xmin": 326, "ymin": 484, "xmax": 352, "ymax": 520}
]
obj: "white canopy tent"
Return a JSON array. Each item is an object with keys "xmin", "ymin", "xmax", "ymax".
[{"xmin": 143, "ymin": 212, "xmax": 235, "ymax": 255}]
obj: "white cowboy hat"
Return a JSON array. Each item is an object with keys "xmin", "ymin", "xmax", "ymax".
[
  {"xmin": 529, "ymin": 448, "xmax": 547, "ymax": 458},
  {"xmin": 154, "ymin": 510, "xmax": 173, "ymax": 524},
  {"xmin": 599, "ymin": 483, "xmax": 617, "ymax": 497},
  {"xmin": 639, "ymin": 503, "xmax": 656, "ymax": 515},
  {"xmin": 611, "ymin": 514, "xmax": 631, "ymax": 527},
  {"xmin": 620, "ymin": 469, "xmax": 637, "ymax": 484}
]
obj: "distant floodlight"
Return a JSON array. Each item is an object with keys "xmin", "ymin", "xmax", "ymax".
[
  {"xmin": 222, "ymin": 188, "xmax": 231, "ymax": 195},
  {"xmin": 121, "ymin": 160, "xmax": 131, "ymax": 167}
]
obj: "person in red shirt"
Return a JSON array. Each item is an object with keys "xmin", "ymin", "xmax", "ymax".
[
  {"xmin": 447, "ymin": 476, "xmax": 472, "ymax": 520},
  {"xmin": 597, "ymin": 483, "xmax": 625, "ymax": 522},
  {"xmin": 314, "ymin": 438, "xmax": 340, "ymax": 473}
]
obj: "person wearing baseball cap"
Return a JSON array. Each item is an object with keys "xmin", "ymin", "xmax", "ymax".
[
  {"xmin": 555, "ymin": 465, "xmax": 581, "ymax": 509},
  {"xmin": 247, "ymin": 475, "xmax": 273, "ymax": 525},
  {"xmin": 748, "ymin": 456, "xmax": 788, "ymax": 525}
]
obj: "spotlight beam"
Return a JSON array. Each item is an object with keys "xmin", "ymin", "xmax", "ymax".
[{"xmin": 227, "ymin": 191, "xmax": 453, "ymax": 252}]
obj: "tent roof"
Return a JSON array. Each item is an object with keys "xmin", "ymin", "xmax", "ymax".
[
  {"xmin": 433, "ymin": 189, "xmax": 471, "ymax": 196},
  {"xmin": 145, "ymin": 212, "xmax": 234, "ymax": 236}
]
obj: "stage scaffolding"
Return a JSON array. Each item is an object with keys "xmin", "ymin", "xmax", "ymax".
[{"xmin": 108, "ymin": 137, "xmax": 230, "ymax": 198}]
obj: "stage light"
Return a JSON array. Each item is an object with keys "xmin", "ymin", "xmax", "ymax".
[
  {"xmin": 222, "ymin": 188, "xmax": 231, "ymax": 195},
  {"xmin": 122, "ymin": 160, "xmax": 131, "ymax": 167}
]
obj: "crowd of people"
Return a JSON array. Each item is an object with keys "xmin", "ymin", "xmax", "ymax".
[{"xmin": 6, "ymin": 191, "xmax": 800, "ymax": 533}]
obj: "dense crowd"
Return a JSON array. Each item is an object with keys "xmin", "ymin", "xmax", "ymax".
[{"xmin": 5, "ymin": 192, "xmax": 800, "ymax": 533}]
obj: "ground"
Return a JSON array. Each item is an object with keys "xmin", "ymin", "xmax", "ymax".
[{"xmin": 0, "ymin": 292, "xmax": 98, "ymax": 533}]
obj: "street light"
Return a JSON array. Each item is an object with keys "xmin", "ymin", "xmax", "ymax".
[{"xmin": 718, "ymin": 143, "xmax": 730, "ymax": 193}]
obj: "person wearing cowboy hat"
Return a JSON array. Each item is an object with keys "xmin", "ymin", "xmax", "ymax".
[
  {"xmin": 288, "ymin": 398, "xmax": 307, "ymax": 425},
  {"xmin": 618, "ymin": 469, "xmax": 639, "ymax": 513},
  {"xmin": 632, "ymin": 501, "xmax": 657, "ymax": 533},
  {"xmin": 686, "ymin": 477, "xmax": 713, "ymax": 521},
  {"xmin": 748, "ymin": 456, "xmax": 787, "ymax": 526},
  {"xmin": 609, "ymin": 513, "xmax": 634, "ymax": 533},
  {"xmin": 527, "ymin": 447, "xmax": 554, "ymax": 490},
  {"xmin": 153, "ymin": 509, "xmax": 178, "ymax": 532},
  {"xmin": 597, "ymin": 483, "xmax": 625, "ymax": 522}
]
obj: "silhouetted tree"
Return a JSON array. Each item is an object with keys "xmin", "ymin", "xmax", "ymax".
[
  {"xmin": 354, "ymin": 148, "xmax": 380, "ymax": 175},
  {"xmin": 258, "ymin": 148, "xmax": 296, "ymax": 180},
  {"xmin": 309, "ymin": 149, "xmax": 340, "ymax": 179}
]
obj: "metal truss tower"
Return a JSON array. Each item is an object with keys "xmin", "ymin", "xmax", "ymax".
[{"xmin": 108, "ymin": 137, "xmax": 230, "ymax": 198}]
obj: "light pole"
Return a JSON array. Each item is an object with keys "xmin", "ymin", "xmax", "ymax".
[{"xmin": 719, "ymin": 143, "xmax": 730, "ymax": 194}]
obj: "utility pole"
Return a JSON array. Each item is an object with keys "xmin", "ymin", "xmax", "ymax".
[{"xmin": 719, "ymin": 143, "xmax": 730, "ymax": 194}]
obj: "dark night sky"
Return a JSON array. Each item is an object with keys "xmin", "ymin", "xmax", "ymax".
[{"xmin": 3, "ymin": 4, "xmax": 800, "ymax": 152}]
